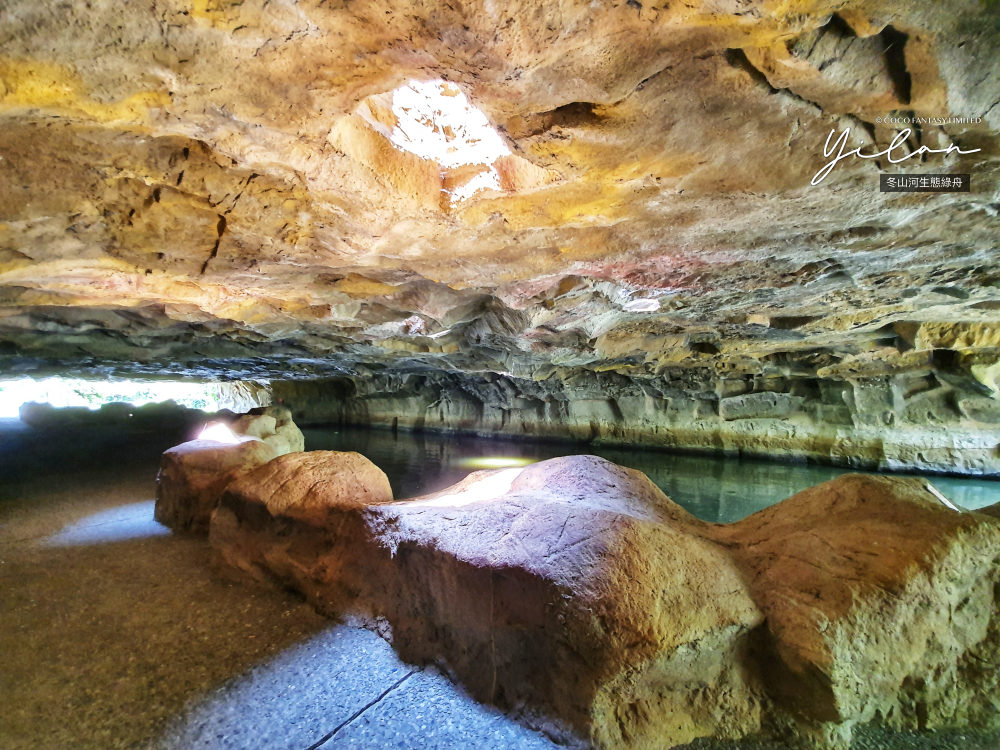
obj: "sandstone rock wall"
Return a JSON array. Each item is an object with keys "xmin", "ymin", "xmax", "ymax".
[
  {"xmin": 271, "ymin": 359, "xmax": 1000, "ymax": 475},
  {"xmin": 2, "ymin": 0, "xmax": 1000, "ymax": 423}
]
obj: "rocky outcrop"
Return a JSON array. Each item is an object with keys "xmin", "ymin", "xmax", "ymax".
[
  {"xmin": 719, "ymin": 392, "xmax": 803, "ymax": 421},
  {"xmin": 153, "ymin": 407, "xmax": 306, "ymax": 531},
  {"xmin": 154, "ymin": 436, "xmax": 277, "ymax": 533},
  {"xmin": 216, "ymin": 381, "xmax": 272, "ymax": 414},
  {"xmin": 218, "ymin": 450, "xmax": 393, "ymax": 523},
  {"xmin": 960, "ymin": 398, "xmax": 1000, "ymax": 425},
  {"xmin": 2, "ymin": 1, "xmax": 1000, "ymax": 481},
  {"xmin": 717, "ymin": 475, "xmax": 1000, "ymax": 745},
  {"xmin": 208, "ymin": 455, "xmax": 1000, "ymax": 748}
]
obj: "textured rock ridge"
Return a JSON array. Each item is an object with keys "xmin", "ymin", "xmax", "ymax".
[
  {"xmin": 212, "ymin": 454, "xmax": 766, "ymax": 748},
  {"xmin": 208, "ymin": 455, "xmax": 1000, "ymax": 748},
  {"xmin": 231, "ymin": 405, "xmax": 305, "ymax": 455},
  {"xmin": 154, "ymin": 436, "xmax": 277, "ymax": 533},
  {"xmin": 717, "ymin": 475, "xmax": 1000, "ymax": 745}
]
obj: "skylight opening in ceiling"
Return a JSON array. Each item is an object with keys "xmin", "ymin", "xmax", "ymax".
[{"xmin": 388, "ymin": 79, "xmax": 510, "ymax": 201}]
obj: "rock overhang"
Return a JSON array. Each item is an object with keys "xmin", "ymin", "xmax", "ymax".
[{"xmin": 2, "ymin": 1, "xmax": 1000, "ymax": 471}]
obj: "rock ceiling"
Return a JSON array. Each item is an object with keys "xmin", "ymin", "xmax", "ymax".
[{"xmin": 1, "ymin": 0, "xmax": 999, "ymax": 384}]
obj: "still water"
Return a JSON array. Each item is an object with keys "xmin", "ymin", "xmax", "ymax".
[{"xmin": 303, "ymin": 426, "xmax": 1000, "ymax": 523}]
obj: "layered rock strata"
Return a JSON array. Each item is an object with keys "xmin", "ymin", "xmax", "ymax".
[
  {"xmin": 271, "ymin": 365, "xmax": 1000, "ymax": 476},
  {"xmin": 208, "ymin": 454, "xmax": 1000, "ymax": 749}
]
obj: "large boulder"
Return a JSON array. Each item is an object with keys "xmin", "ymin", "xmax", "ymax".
[
  {"xmin": 211, "ymin": 454, "xmax": 765, "ymax": 748},
  {"xmin": 717, "ymin": 475, "xmax": 1000, "ymax": 747},
  {"xmin": 217, "ymin": 450, "xmax": 393, "ymax": 522},
  {"xmin": 154, "ymin": 437, "xmax": 277, "ymax": 533},
  {"xmin": 153, "ymin": 407, "xmax": 305, "ymax": 532}
]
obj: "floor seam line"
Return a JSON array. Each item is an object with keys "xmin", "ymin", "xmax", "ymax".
[{"xmin": 304, "ymin": 668, "xmax": 419, "ymax": 750}]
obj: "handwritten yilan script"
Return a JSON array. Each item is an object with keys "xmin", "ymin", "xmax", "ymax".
[{"xmin": 812, "ymin": 127, "xmax": 981, "ymax": 185}]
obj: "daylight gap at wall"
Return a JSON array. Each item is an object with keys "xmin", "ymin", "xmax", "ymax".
[{"xmin": 0, "ymin": 378, "xmax": 267, "ymax": 418}]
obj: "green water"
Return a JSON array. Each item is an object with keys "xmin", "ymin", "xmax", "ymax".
[{"xmin": 302, "ymin": 426, "xmax": 1000, "ymax": 523}]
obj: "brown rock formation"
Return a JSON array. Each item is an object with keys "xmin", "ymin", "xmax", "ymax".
[
  {"xmin": 270, "ymin": 368, "xmax": 1000, "ymax": 476},
  {"xmin": 230, "ymin": 405, "xmax": 305, "ymax": 455},
  {"xmin": 208, "ymin": 455, "xmax": 1000, "ymax": 748},
  {"xmin": 220, "ymin": 450, "xmax": 393, "ymax": 522},
  {"xmin": 212, "ymin": 455, "xmax": 766, "ymax": 748},
  {"xmin": 717, "ymin": 475, "xmax": 1000, "ymax": 745},
  {"xmin": 153, "ymin": 406, "xmax": 308, "ymax": 531}
]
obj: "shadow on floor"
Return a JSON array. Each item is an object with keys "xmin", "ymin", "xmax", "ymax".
[{"xmin": 1, "ymin": 530, "xmax": 332, "ymax": 750}]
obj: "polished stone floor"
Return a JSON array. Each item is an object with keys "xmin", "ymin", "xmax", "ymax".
[{"xmin": 1, "ymin": 418, "xmax": 997, "ymax": 750}]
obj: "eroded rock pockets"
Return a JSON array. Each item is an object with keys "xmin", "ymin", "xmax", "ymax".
[
  {"xmin": 203, "ymin": 452, "xmax": 1000, "ymax": 749},
  {"xmin": 271, "ymin": 361, "xmax": 1000, "ymax": 477},
  {"xmin": 2, "ymin": 0, "xmax": 999, "ymax": 404}
]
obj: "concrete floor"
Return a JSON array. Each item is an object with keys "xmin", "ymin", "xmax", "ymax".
[{"xmin": 1, "ymin": 418, "xmax": 998, "ymax": 750}]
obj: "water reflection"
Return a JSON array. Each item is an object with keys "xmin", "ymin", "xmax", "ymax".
[{"xmin": 303, "ymin": 427, "xmax": 1000, "ymax": 523}]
